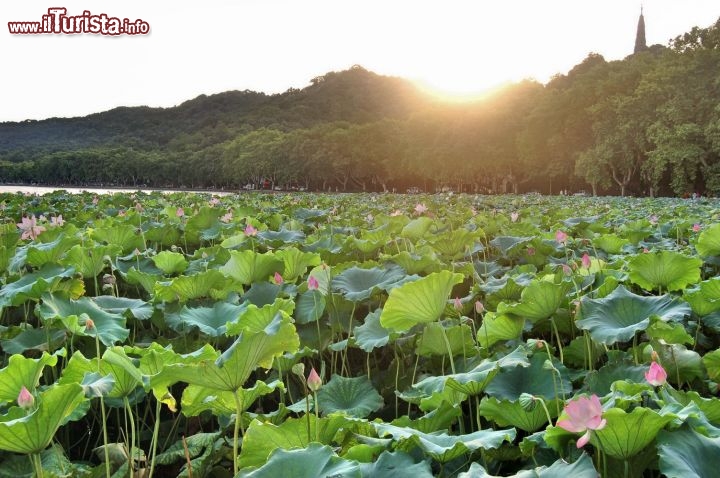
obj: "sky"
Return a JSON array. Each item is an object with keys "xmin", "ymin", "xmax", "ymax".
[{"xmin": 2, "ymin": 0, "xmax": 720, "ymax": 122}]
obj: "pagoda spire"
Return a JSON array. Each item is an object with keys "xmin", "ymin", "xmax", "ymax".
[{"xmin": 634, "ymin": 6, "xmax": 648, "ymax": 53}]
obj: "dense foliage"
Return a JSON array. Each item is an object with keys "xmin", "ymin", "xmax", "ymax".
[
  {"xmin": 1, "ymin": 190, "xmax": 720, "ymax": 477},
  {"xmin": 2, "ymin": 18, "xmax": 720, "ymax": 196}
]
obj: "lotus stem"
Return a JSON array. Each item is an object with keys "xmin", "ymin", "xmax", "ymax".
[
  {"xmin": 123, "ymin": 396, "xmax": 137, "ymax": 478},
  {"xmin": 147, "ymin": 398, "xmax": 162, "ymax": 478},
  {"xmin": 232, "ymin": 389, "xmax": 245, "ymax": 476}
]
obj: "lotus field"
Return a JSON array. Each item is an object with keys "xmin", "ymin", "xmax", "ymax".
[{"xmin": 2, "ymin": 190, "xmax": 720, "ymax": 477}]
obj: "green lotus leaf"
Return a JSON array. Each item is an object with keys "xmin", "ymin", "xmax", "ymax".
[
  {"xmin": 26, "ymin": 234, "xmax": 77, "ymax": 268},
  {"xmin": 0, "ymin": 444, "xmax": 81, "ymax": 478},
  {"xmin": 480, "ymin": 274, "xmax": 533, "ymax": 310},
  {"xmin": 660, "ymin": 388, "xmax": 720, "ymax": 424},
  {"xmin": 372, "ymin": 422, "xmax": 516, "ymax": 463},
  {"xmin": 349, "ymin": 232, "xmax": 392, "ymax": 255},
  {"xmin": 317, "ymin": 374, "xmax": 383, "ymax": 418},
  {"xmin": 384, "ymin": 250, "xmax": 443, "ymax": 275},
  {"xmin": 353, "ymin": 310, "xmax": 391, "ymax": 352},
  {"xmin": 628, "ymin": 251, "xmax": 702, "ymax": 292},
  {"xmin": 485, "ymin": 353, "xmax": 572, "ymax": 402},
  {"xmin": 127, "ymin": 342, "xmax": 217, "ymax": 410},
  {"xmin": 151, "ymin": 250, "xmax": 188, "ymax": 275},
  {"xmin": 576, "ymin": 286, "xmax": 691, "ymax": 345},
  {"xmin": 476, "ymin": 312, "xmax": 524, "ymax": 349},
  {"xmin": 0, "ymin": 352, "xmax": 58, "ymax": 405},
  {"xmin": 61, "ymin": 243, "xmax": 120, "ymax": 279},
  {"xmin": 358, "ymin": 450, "xmax": 433, "ymax": 478},
  {"xmin": 473, "ymin": 260, "xmax": 507, "ymax": 278},
  {"xmin": 583, "ymin": 358, "xmax": 648, "ymax": 396},
  {"xmin": 593, "ymin": 233, "xmax": 630, "ymax": 254},
  {"xmin": 499, "ymin": 279, "xmax": 570, "ymax": 324},
  {"xmin": 646, "ymin": 315, "xmax": 694, "ymax": 346},
  {"xmin": 238, "ymin": 442, "xmax": 360, "ymax": 478},
  {"xmin": 416, "ymin": 322, "xmax": 475, "ymax": 357},
  {"xmin": 183, "ymin": 207, "xmax": 223, "ymax": 245},
  {"xmin": 156, "ymin": 300, "xmax": 299, "ymax": 391},
  {"xmin": 0, "ymin": 327, "xmax": 67, "ymax": 354},
  {"xmin": 294, "ymin": 289, "xmax": 326, "ymax": 325},
  {"xmin": 489, "ymin": 236, "xmax": 534, "ymax": 256},
  {"xmin": 429, "ymin": 228, "xmax": 478, "ymax": 260},
  {"xmin": 274, "ymin": 247, "xmax": 321, "ymax": 282},
  {"xmin": 165, "ymin": 301, "xmax": 248, "ymax": 336},
  {"xmin": 125, "ymin": 267, "xmax": 162, "ymax": 295},
  {"xmin": 90, "ymin": 224, "xmax": 144, "ymax": 253},
  {"xmin": 91, "ymin": 296, "xmax": 154, "ymax": 321},
  {"xmin": 0, "ymin": 383, "xmax": 85, "ymax": 454},
  {"xmin": 592, "ymin": 407, "xmax": 673, "ymax": 460},
  {"xmin": 458, "ymin": 453, "xmax": 597, "ymax": 478},
  {"xmin": 401, "ymin": 217, "xmax": 434, "ymax": 240},
  {"xmin": 153, "ymin": 269, "xmax": 229, "ymax": 302},
  {"xmin": 478, "ymin": 396, "xmax": 561, "ymax": 432},
  {"xmin": 238, "ymin": 415, "xmax": 351, "ymax": 469},
  {"xmin": 0, "ymin": 264, "xmax": 75, "ymax": 308},
  {"xmin": 391, "ymin": 401, "xmax": 462, "ymax": 434},
  {"xmin": 306, "ymin": 264, "xmax": 333, "ymax": 295},
  {"xmin": 37, "ymin": 292, "xmax": 129, "ymax": 346},
  {"xmin": 257, "ymin": 228, "xmax": 306, "ymax": 246},
  {"xmin": 144, "ymin": 223, "xmax": 182, "ymax": 247},
  {"xmin": 658, "ymin": 426, "xmax": 720, "ymax": 478},
  {"xmin": 331, "ymin": 265, "xmax": 406, "ymax": 302},
  {"xmin": 181, "ymin": 379, "xmax": 283, "ymax": 417},
  {"xmin": 79, "ymin": 372, "xmax": 115, "ymax": 399},
  {"xmin": 98, "ymin": 347, "xmax": 144, "ymax": 398},
  {"xmin": 380, "ymin": 270, "xmax": 463, "ymax": 332},
  {"xmin": 696, "ymin": 223, "xmax": 720, "ymax": 258},
  {"xmin": 704, "ymin": 348, "xmax": 720, "ymax": 381},
  {"xmin": 651, "ymin": 342, "xmax": 704, "ymax": 385},
  {"xmin": 220, "ymin": 250, "xmax": 283, "ymax": 285}
]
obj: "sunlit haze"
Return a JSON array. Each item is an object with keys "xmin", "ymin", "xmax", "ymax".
[{"xmin": 2, "ymin": 0, "xmax": 720, "ymax": 121}]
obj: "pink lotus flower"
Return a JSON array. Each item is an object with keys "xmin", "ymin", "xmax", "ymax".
[
  {"xmin": 92, "ymin": 196, "xmax": 99, "ymax": 205},
  {"xmin": 692, "ymin": 223, "xmax": 701, "ymax": 233},
  {"xmin": 414, "ymin": 203, "xmax": 428, "ymax": 215},
  {"xmin": 475, "ymin": 300, "xmax": 485, "ymax": 313},
  {"xmin": 307, "ymin": 275, "xmax": 319, "ymax": 290},
  {"xmin": 274, "ymin": 272, "xmax": 284, "ymax": 285},
  {"xmin": 176, "ymin": 207, "xmax": 185, "ymax": 218},
  {"xmin": 209, "ymin": 197, "xmax": 220, "ymax": 206},
  {"xmin": 526, "ymin": 247, "xmax": 536, "ymax": 256},
  {"xmin": 17, "ymin": 215, "xmax": 46, "ymax": 240},
  {"xmin": 510, "ymin": 212, "xmax": 519, "ymax": 223},
  {"xmin": 555, "ymin": 230, "xmax": 568, "ymax": 244},
  {"xmin": 17, "ymin": 386, "xmax": 34, "ymax": 410},
  {"xmin": 645, "ymin": 361, "xmax": 667, "ymax": 387},
  {"xmin": 556, "ymin": 394, "xmax": 607, "ymax": 448},
  {"xmin": 453, "ymin": 297, "xmax": 463, "ymax": 311},
  {"xmin": 244, "ymin": 224, "xmax": 258, "ymax": 236},
  {"xmin": 50, "ymin": 215, "xmax": 64, "ymax": 227},
  {"xmin": 562, "ymin": 264, "xmax": 572, "ymax": 276},
  {"xmin": 307, "ymin": 367, "xmax": 322, "ymax": 392},
  {"xmin": 220, "ymin": 212, "xmax": 233, "ymax": 223},
  {"xmin": 581, "ymin": 253, "xmax": 591, "ymax": 269}
]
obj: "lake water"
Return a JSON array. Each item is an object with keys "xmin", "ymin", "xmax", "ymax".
[{"xmin": 0, "ymin": 185, "xmax": 231, "ymax": 196}]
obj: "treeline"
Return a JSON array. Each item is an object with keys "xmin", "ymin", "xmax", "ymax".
[{"xmin": 1, "ymin": 18, "xmax": 720, "ymax": 196}]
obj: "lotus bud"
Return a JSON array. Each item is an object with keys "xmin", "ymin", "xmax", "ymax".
[
  {"xmin": 307, "ymin": 367, "xmax": 322, "ymax": 392},
  {"xmin": 17, "ymin": 386, "xmax": 34, "ymax": 410}
]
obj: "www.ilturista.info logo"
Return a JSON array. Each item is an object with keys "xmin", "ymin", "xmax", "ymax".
[{"xmin": 8, "ymin": 8, "xmax": 150, "ymax": 35}]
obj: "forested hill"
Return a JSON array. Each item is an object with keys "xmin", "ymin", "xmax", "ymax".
[
  {"xmin": 2, "ymin": 17, "xmax": 720, "ymax": 196},
  {"xmin": 0, "ymin": 66, "xmax": 425, "ymax": 153}
]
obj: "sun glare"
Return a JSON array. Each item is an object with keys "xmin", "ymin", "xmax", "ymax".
[{"xmin": 412, "ymin": 77, "xmax": 510, "ymax": 103}]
